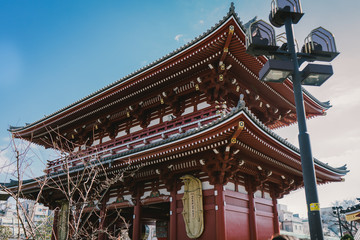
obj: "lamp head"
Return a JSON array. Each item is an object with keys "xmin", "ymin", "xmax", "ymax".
[
  {"xmin": 259, "ymin": 59, "xmax": 294, "ymax": 83},
  {"xmin": 301, "ymin": 63, "xmax": 333, "ymax": 86},
  {"xmin": 269, "ymin": 0, "xmax": 304, "ymax": 27},
  {"xmin": 246, "ymin": 20, "xmax": 278, "ymax": 56},
  {"xmin": 302, "ymin": 27, "xmax": 339, "ymax": 62}
]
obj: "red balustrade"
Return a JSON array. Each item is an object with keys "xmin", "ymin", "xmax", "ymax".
[{"xmin": 46, "ymin": 107, "xmax": 218, "ymax": 173}]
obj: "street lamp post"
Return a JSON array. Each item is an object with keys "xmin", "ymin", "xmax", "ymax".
[
  {"xmin": 332, "ymin": 206, "xmax": 343, "ymax": 237},
  {"xmin": 246, "ymin": 1, "xmax": 339, "ymax": 239},
  {"xmin": 284, "ymin": 16, "xmax": 324, "ymax": 239}
]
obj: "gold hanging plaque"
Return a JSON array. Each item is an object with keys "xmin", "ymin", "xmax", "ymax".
[
  {"xmin": 181, "ymin": 175, "xmax": 204, "ymax": 239},
  {"xmin": 345, "ymin": 211, "xmax": 360, "ymax": 222}
]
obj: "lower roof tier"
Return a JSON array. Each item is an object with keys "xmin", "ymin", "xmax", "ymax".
[{"xmin": 7, "ymin": 103, "xmax": 347, "ymax": 199}]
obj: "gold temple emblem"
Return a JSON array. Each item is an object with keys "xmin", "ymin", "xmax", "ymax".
[{"xmin": 181, "ymin": 175, "xmax": 204, "ymax": 239}]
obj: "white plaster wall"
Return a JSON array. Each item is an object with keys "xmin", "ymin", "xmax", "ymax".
[
  {"xmin": 202, "ymin": 181, "xmax": 214, "ymax": 190},
  {"xmin": 225, "ymin": 182, "xmax": 235, "ymax": 191},
  {"xmin": 197, "ymin": 102, "xmax": 211, "ymax": 110}
]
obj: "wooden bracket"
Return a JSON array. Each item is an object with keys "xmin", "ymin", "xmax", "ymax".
[{"xmin": 219, "ymin": 25, "xmax": 235, "ymax": 63}]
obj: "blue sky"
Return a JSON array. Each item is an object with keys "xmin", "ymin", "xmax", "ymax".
[{"xmin": 1, "ymin": 0, "xmax": 360, "ymax": 217}]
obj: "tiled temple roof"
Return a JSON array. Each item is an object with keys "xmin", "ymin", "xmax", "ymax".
[{"xmin": 9, "ymin": 2, "xmax": 330, "ymax": 133}]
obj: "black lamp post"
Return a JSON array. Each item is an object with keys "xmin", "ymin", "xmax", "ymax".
[
  {"xmin": 332, "ymin": 206, "xmax": 343, "ymax": 237},
  {"xmin": 246, "ymin": 1, "xmax": 339, "ymax": 239}
]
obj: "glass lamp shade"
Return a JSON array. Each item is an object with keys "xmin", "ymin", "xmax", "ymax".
[
  {"xmin": 246, "ymin": 20, "xmax": 278, "ymax": 56},
  {"xmin": 302, "ymin": 27, "xmax": 339, "ymax": 62},
  {"xmin": 259, "ymin": 59, "xmax": 294, "ymax": 82},
  {"xmin": 270, "ymin": 0, "xmax": 304, "ymax": 27},
  {"xmin": 301, "ymin": 64, "xmax": 333, "ymax": 86}
]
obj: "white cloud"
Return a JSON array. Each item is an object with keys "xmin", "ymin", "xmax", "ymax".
[
  {"xmin": 331, "ymin": 86, "xmax": 360, "ymax": 108},
  {"xmin": 174, "ymin": 34, "xmax": 183, "ymax": 42},
  {"xmin": 0, "ymin": 148, "xmax": 16, "ymax": 175},
  {"xmin": 279, "ymin": 145, "xmax": 360, "ymax": 217},
  {"xmin": 0, "ymin": 139, "xmax": 49, "ymax": 179},
  {"xmin": 1, "ymin": 136, "xmax": 11, "ymax": 143},
  {"xmin": 199, "ymin": 20, "xmax": 204, "ymax": 25}
]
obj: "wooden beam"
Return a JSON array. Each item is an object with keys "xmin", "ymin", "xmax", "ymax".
[{"xmin": 219, "ymin": 25, "xmax": 235, "ymax": 63}]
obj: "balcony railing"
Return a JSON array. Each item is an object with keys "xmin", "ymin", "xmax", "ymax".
[{"xmin": 46, "ymin": 107, "xmax": 219, "ymax": 174}]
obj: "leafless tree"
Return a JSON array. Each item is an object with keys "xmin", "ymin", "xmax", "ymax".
[
  {"xmin": 1, "ymin": 128, "xmax": 139, "ymax": 240},
  {"xmin": 0, "ymin": 136, "xmax": 51, "ymax": 239},
  {"xmin": 322, "ymin": 199, "xmax": 360, "ymax": 238}
]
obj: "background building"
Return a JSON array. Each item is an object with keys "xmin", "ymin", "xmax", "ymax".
[
  {"xmin": 278, "ymin": 204, "xmax": 339, "ymax": 240},
  {"xmin": 0, "ymin": 199, "xmax": 50, "ymax": 239}
]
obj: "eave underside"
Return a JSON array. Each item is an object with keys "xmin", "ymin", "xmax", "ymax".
[{"xmin": 12, "ymin": 108, "xmax": 345, "ymax": 204}]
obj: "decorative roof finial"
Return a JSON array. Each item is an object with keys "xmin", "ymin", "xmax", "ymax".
[
  {"xmin": 237, "ymin": 94, "xmax": 246, "ymax": 108},
  {"xmin": 229, "ymin": 2, "xmax": 235, "ymax": 15}
]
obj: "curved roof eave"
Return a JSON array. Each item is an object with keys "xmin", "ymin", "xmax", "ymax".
[
  {"xmin": 44, "ymin": 104, "xmax": 348, "ymax": 178},
  {"xmin": 242, "ymin": 109, "xmax": 346, "ymax": 175},
  {"xmin": 302, "ymin": 86, "xmax": 332, "ymax": 109},
  {"xmin": 285, "ymin": 77, "xmax": 332, "ymax": 110},
  {"xmin": 6, "ymin": 102, "xmax": 347, "ymax": 191}
]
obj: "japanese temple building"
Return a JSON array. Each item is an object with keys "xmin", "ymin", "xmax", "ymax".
[{"xmin": 9, "ymin": 3, "xmax": 348, "ymax": 240}]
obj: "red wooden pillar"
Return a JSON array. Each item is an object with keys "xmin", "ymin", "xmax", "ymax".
[
  {"xmin": 51, "ymin": 208, "xmax": 59, "ymax": 240},
  {"xmin": 170, "ymin": 188, "xmax": 177, "ymax": 240},
  {"xmin": 272, "ymin": 194, "xmax": 280, "ymax": 234},
  {"xmin": 98, "ymin": 194, "xmax": 109, "ymax": 240},
  {"xmin": 215, "ymin": 184, "xmax": 226, "ymax": 240},
  {"xmin": 132, "ymin": 195, "xmax": 141, "ymax": 240},
  {"xmin": 247, "ymin": 180, "xmax": 258, "ymax": 240}
]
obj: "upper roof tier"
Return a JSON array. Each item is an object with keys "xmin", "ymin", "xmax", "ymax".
[{"xmin": 10, "ymin": 3, "xmax": 331, "ymax": 149}]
